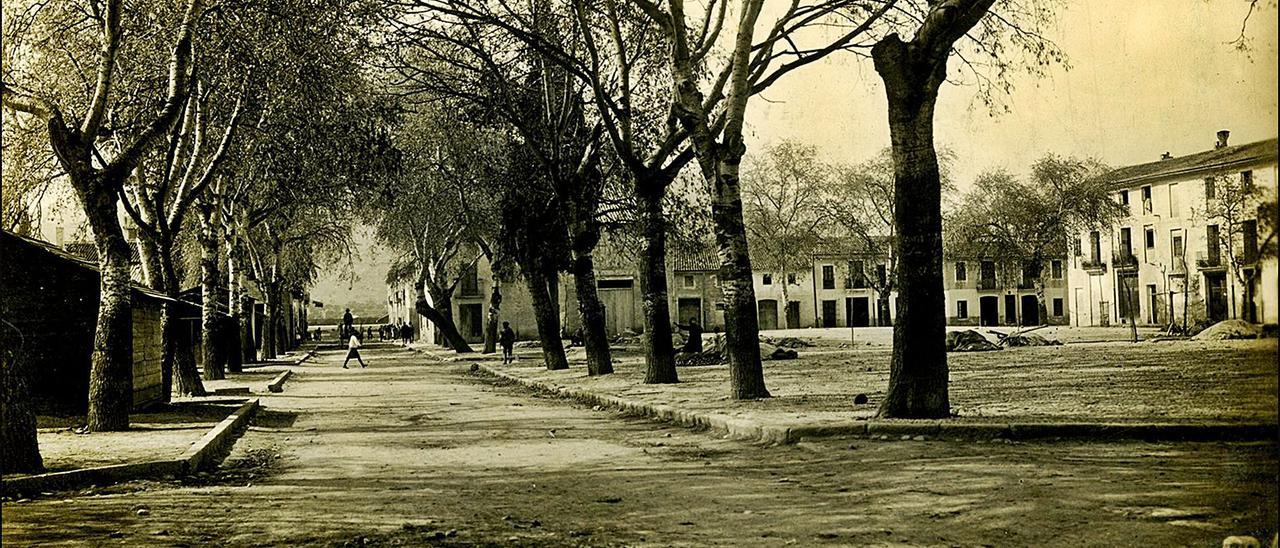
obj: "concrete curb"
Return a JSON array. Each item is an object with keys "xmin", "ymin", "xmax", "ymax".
[
  {"xmin": 267, "ymin": 370, "xmax": 293, "ymax": 393},
  {"xmin": 474, "ymin": 365, "xmax": 1278, "ymax": 444},
  {"xmin": 2, "ymin": 399, "xmax": 261, "ymax": 497}
]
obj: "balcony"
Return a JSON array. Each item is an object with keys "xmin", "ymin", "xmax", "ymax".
[
  {"xmin": 1195, "ymin": 251, "xmax": 1224, "ymax": 271},
  {"xmin": 1111, "ymin": 252, "xmax": 1138, "ymax": 272},
  {"xmin": 1081, "ymin": 259, "xmax": 1108, "ymax": 275},
  {"xmin": 977, "ymin": 278, "xmax": 998, "ymax": 290}
]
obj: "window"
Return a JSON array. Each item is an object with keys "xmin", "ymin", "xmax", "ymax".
[
  {"xmin": 1052, "ymin": 298, "xmax": 1064, "ymax": 317},
  {"xmin": 1205, "ymin": 177, "xmax": 1216, "ymax": 199},
  {"xmin": 1242, "ymin": 170, "xmax": 1254, "ymax": 192},
  {"xmin": 1206, "ymin": 225, "xmax": 1220, "ymax": 264},
  {"xmin": 762, "ymin": 273, "xmax": 772, "ymax": 285},
  {"xmin": 956, "ymin": 300, "xmax": 968, "ymax": 319},
  {"xmin": 1243, "ymin": 219, "xmax": 1259, "ymax": 263},
  {"xmin": 1168, "ymin": 183, "xmax": 1179, "ymax": 217},
  {"xmin": 955, "ymin": 261, "xmax": 967, "ymax": 281},
  {"xmin": 1119, "ymin": 190, "xmax": 1130, "ymax": 206},
  {"xmin": 1074, "ymin": 238, "xmax": 1083, "ymax": 257},
  {"xmin": 1050, "ymin": 260, "xmax": 1063, "ymax": 279},
  {"xmin": 821, "ymin": 265, "xmax": 835, "ymax": 290},
  {"xmin": 460, "ymin": 266, "xmax": 480, "ymax": 296},
  {"xmin": 787, "ymin": 273, "xmax": 797, "ymax": 285},
  {"xmin": 1171, "ymin": 229, "xmax": 1185, "ymax": 262},
  {"xmin": 683, "ymin": 275, "xmax": 696, "ymax": 289},
  {"xmin": 1144, "ymin": 228, "xmax": 1155, "ymax": 248},
  {"xmin": 1089, "ymin": 231, "xmax": 1101, "ymax": 263},
  {"xmin": 875, "ymin": 264, "xmax": 887, "ymax": 287},
  {"xmin": 1119, "ymin": 227, "xmax": 1132, "ymax": 255},
  {"xmin": 849, "ymin": 260, "xmax": 866, "ymax": 289},
  {"xmin": 1141, "ymin": 186, "xmax": 1153, "ymax": 214}
]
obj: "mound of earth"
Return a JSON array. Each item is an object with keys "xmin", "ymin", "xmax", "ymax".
[
  {"xmin": 763, "ymin": 337, "xmax": 814, "ymax": 349},
  {"xmin": 945, "ymin": 330, "xmax": 1000, "ymax": 352},
  {"xmin": 1192, "ymin": 319, "xmax": 1262, "ymax": 340},
  {"xmin": 1002, "ymin": 333, "xmax": 1062, "ymax": 347}
]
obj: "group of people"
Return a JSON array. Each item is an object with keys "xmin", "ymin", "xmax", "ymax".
[
  {"xmin": 335, "ymin": 308, "xmax": 520, "ymax": 368},
  {"xmin": 379, "ymin": 323, "xmax": 414, "ymax": 345}
]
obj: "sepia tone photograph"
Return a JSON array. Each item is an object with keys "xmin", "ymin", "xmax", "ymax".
[{"xmin": 1, "ymin": 0, "xmax": 1277, "ymax": 546}]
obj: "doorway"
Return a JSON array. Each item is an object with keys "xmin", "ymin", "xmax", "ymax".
[
  {"xmin": 458, "ymin": 303, "xmax": 484, "ymax": 342},
  {"xmin": 1019, "ymin": 295, "xmax": 1039, "ymax": 326},
  {"xmin": 980, "ymin": 296, "xmax": 999, "ymax": 327},
  {"xmin": 1206, "ymin": 273, "xmax": 1228, "ymax": 322},
  {"xmin": 821, "ymin": 300, "xmax": 837, "ymax": 328},
  {"xmin": 847, "ymin": 297, "xmax": 870, "ymax": 327},
  {"xmin": 785, "ymin": 301, "xmax": 801, "ymax": 328},
  {"xmin": 757, "ymin": 300, "xmax": 778, "ymax": 330},
  {"xmin": 677, "ymin": 298, "xmax": 703, "ymax": 326},
  {"xmin": 1004, "ymin": 294, "xmax": 1017, "ymax": 325}
]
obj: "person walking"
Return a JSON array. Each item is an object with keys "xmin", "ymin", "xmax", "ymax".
[
  {"xmin": 674, "ymin": 318, "xmax": 704, "ymax": 353},
  {"xmin": 398, "ymin": 321, "xmax": 410, "ymax": 347},
  {"xmin": 343, "ymin": 331, "xmax": 366, "ymax": 369},
  {"xmin": 499, "ymin": 321, "xmax": 516, "ymax": 364}
]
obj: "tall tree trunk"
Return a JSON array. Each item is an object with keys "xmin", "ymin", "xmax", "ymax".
[
  {"xmin": 873, "ymin": 36, "xmax": 951, "ymax": 419},
  {"xmin": 1, "ymin": 323, "xmax": 44, "ymax": 474},
  {"xmin": 198, "ymin": 204, "xmax": 225, "ymax": 377},
  {"xmin": 572, "ymin": 248, "xmax": 613, "ymax": 375},
  {"xmin": 637, "ymin": 191, "xmax": 678, "ymax": 383},
  {"xmin": 163, "ymin": 249, "xmax": 208, "ymax": 393},
  {"xmin": 483, "ymin": 282, "xmax": 501, "ymax": 354},
  {"xmin": 525, "ymin": 267, "xmax": 569, "ymax": 370},
  {"xmin": 79, "ymin": 181, "xmax": 134, "ymax": 431},
  {"xmin": 136, "ymin": 237, "xmax": 173, "ymax": 401},
  {"xmin": 711, "ymin": 153, "xmax": 769, "ymax": 399},
  {"xmin": 414, "ymin": 276, "xmax": 474, "ymax": 352},
  {"xmin": 225, "ymin": 239, "xmax": 244, "ymax": 373},
  {"xmin": 260, "ymin": 271, "xmax": 277, "ymax": 360}
]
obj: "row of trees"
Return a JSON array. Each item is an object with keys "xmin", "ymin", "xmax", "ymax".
[
  {"xmin": 365, "ymin": 0, "xmax": 1064, "ymax": 417},
  {"xmin": 2, "ymin": 0, "xmax": 392, "ymax": 473}
]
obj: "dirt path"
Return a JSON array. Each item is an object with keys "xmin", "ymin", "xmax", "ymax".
[{"xmin": 3, "ymin": 344, "xmax": 1275, "ymax": 546}]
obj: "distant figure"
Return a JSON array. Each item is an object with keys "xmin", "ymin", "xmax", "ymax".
[
  {"xmin": 675, "ymin": 318, "xmax": 703, "ymax": 353},
  {"xmin": 342, "ymin": 332, "xmax": 366, "ymax": 369},
  {"xmin": 314, "ymin": 327, "xmax": 321, "ymax": 341},
  {"xmin": 400, "ymin": 321, "xmax": 413, "ymax": 346},
  {"xmin": 342, "ymin": 308, "xmax": 354, "ymax": 338},
  {"xmin": 365, "ymin": 326, "xmax": 373, "ymax": 341},
  {"xmin": 499, "ymin": 321, "xmax": 516, "ymax": 364}
]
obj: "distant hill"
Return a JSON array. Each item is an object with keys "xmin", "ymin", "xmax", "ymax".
[{"xmin": 309, "ymin": 227, "xmax": 398, "ymax": 322}]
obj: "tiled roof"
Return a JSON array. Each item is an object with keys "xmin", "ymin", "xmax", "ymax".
[
  {"xmin": 669, "ymin": 247, "xmax": 719, "ymax": 272},
  {"xmin": 63, "ymin": 241, "xmax": 143, "ymax": 265},
  {"xmin": 1103, "ymin": 138, "xmax": 1278, "ymax": 189}
]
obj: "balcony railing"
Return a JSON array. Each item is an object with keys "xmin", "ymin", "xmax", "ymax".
[
  {"xmin": 1112, "ymin": 252, "xmax": 1138, "ymax": 270},
  {"xmin": 977, "ymin": 278, "xmax": 998, "ymax": 290},
  {"xmin": 1195, "ymin": 251, "xmax": 1223, "ymax": 270},
  {"xmin": 1081, "ymin": 259, "xmax": 1107, "ymax": 274}
]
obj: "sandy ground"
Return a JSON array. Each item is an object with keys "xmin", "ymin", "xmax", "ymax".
[
  {"xmin": 758, "ymin": 326, "xmax": 1166, "ymax": 346},
  {"xmin": 3, "ymin": 343, "xmax": 1276, "ymax": 547},
  {"xmin": 15, "ymin": 403, "xmax": 245, "ymax": 474},
  {"xmin": 508, "ymin": 336, "xmax": 1278, "ymax": 426}
]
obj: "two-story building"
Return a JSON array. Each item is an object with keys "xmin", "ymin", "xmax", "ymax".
[
  {"xmin": 944, "ymin": 256, "xmax": 1070, "ymax": 327},
  {"xmin": 1067, "ymin": 131, "xmax": 1277, "ymax": 328}
]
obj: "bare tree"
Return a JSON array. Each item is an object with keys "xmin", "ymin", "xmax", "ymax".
[{"xmin": 742, "ymin": 140, "xmax": 829, "ymax": 326}]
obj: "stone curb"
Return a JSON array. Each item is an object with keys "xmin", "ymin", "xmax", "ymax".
[
  {"xmin": 2, "ymin": 399, "xmax": 260, "ymax": 497},
  {"xmin": 267, "ymin": 370, "xmax": 293, "ymax": 393},
  {"xmin": 474, "ymin": 365, "xmax": 1278, "ymax": 444}
]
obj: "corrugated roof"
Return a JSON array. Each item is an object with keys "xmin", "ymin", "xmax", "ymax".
[
  {"xmin": 1104, "ymin": 137, "xmax": 1278, "ymax": 188},
  {"xmin": 2, "ymin": 230, "xmax": 182, "ymax": 304}
]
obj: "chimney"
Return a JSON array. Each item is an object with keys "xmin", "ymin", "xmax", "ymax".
[
  {"xmin": 1160, "ymin": 152, "xmax": 1173, "ymax": 160},
  {"xmin": 1216, "ymin": 129, "xmax": 1230, "ymax": 149}
]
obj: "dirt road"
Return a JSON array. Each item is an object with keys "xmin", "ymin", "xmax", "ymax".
[{"xmin": 3, "ymin": 344, "xmax": 1275, "ymax": 546}]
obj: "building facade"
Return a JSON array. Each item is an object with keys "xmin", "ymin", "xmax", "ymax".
[
  {"xmin": 1067, "ymin": 132, "xmax": 1278, "ymax": 327},
  {"xmin": 944, "ymin": 257, "xmax": 1070, "ymax": 327}
]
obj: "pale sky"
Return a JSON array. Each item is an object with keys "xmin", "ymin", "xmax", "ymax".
[{"xmin": 743, "ymin": 1, "xmax": 1279, "ymax": 189}]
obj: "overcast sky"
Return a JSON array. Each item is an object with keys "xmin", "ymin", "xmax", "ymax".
[{"xmin": 743, "ymin": 1, "xmax": 1279, "ymax": 189}]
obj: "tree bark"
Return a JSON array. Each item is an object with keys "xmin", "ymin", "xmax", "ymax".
[
  {"xmin": 711, "ymin": 153, "xmax": 770, "ymax": 399},
  {"xmin": 1, "ymin": 323, "xmax": 44, "ymax": 474},
  {"xmin": 414, "ymin": 277, "xmax": 474, "ymax": 353},
  {"xmin": 198, "ymin": 203, "xmax": 225, "ymax": 377},
  {"xmin": 637, "ymin": 190, "xmax": 678, "ymax": 383},
  {"xmin": 161, "ymin": 246, "xmax": 208, "ymax": 393},
  {"xmin": 260, "ymin": 271, "xmax": 278, "ymax": 360},
  {"xmin": 571, "ymin": 248, "xmax": 613, "ymax": 375},
  {"xmin": 76, "ymin": 178, "xmax": 135, "ymax": 431},
  {"xmin": 483, "ymin": 282, "xmax": 501, "ymax": 354},
  {"xmin": 524, "ymin": 267, "xmax": 569, "ymax": 370},
  {"xmin": 873, "ymin": 35, "xmax": 950, "ymax": 419}
]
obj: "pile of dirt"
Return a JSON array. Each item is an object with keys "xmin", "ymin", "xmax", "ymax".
[
  {"xmin": 675, "ymin": 349, "xmax": 724, "ymax": 367},
  {"xmin": 763, "ymin": 337, "xmax": 814, "ymax": 349},
  {"xmin": 513, "ymin": 340, "xmax": 541, "ymax": 349},
  {"xmin": 1001, "ymin": 333, "xmax": 1062, "ymax": 347},
  {"xmin": 760, "ymin": 343, "xmax": 798, "ymax": 361},
  {"xmin": 945, "ymin": 330, "xmax": 1000, "ymax": 352},
  {"xmin": 1192, "ymin": 319, "xmax": 1262, "ymax": 340}
]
